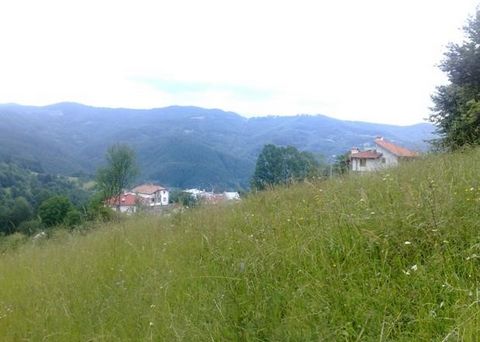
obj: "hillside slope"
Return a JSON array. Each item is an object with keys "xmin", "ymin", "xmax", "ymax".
[
  {"xmin": 0, "ymin": 149, "xmax": 479, "ymax": 340},
  {"xmin": 0, "ymin": 103, "xmax": 434, "ymax": 189}
]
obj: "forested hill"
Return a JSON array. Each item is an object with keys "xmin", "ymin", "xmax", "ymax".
[{"xmin": 0, "ymin": 102, "xmax": 434, "ymax": 189}]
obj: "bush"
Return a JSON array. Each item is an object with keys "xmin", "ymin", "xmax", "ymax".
[
  {"xmin": 38, "ymin": 196, "xmax": 73, "ymax": 227},
  {"xmin": 64, "ymin": 210, "xmax": 82, "ymax": 228},
  {"xmin": 17, "ymin": 219, "xmax": 44, "ymax": 236}
]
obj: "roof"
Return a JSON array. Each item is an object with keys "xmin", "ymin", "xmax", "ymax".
[
  {"xmin": 106, "ymin": 193, "xmax": 137, "ymax": 207},
  {"xmin": 131, "ymin": 184, "xmax": 166, "ymax": 194},
  {"xmin": 350, "ymin": 150, "xmax": 382, "ymax": 159},
  {"xmin": 375, "ymin": 138, "xmax": 418, "ymax": 157}
]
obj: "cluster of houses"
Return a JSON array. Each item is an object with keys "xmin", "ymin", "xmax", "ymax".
[
  {"xmin": 106, "ymin": 184, "xmax": 240, "ymax": 214},
  {"xmin": 106, "ymin": 137, "xmax": 416, "ymax": 214},
  {"xmin": 106, "ymin": 184, "xmax": 170, "ymax": 214},
  {"xmin": 184, "ymin": 188, "xmax": 241, "ymax": 204},
  {"xmin": 349, "ymin": 137, "xmax": 418, "ymax": 172}
]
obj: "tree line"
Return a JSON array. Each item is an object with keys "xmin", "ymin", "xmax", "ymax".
[{"xmin": 430, "ymin": 10, "xmax": 480, "ymax": 150}]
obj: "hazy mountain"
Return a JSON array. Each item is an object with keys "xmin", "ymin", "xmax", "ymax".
[{"xmin": 0, "ymin": 103, "xmax": 435, "ymax": 189}]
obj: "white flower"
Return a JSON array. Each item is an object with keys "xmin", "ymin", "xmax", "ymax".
[
  {"xmin": 411, "ymin": 264, "xmax": 418, "ymax": 271},
  {"xmin": 404, "ymin": 241, "xmax": 412, "ymax": 245},
  {"xmin": 149, "ymin": 322, "xmax": 154, "ymax": 327}
]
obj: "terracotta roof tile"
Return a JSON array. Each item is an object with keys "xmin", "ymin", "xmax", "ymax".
[
  {"xmin": 131, "ymin": 184, "xmax": 166, "ymax": 194},
  {"xmin": 106, "ymin": 193, "xmax": 138, "ymax": 206},
  {"xmin": 375, "ymin": 138, "xmax": 418, "ymax": 157},
  {"xmin": 350, "ymin": 150, "xmax": 382, "ymax": 159}
]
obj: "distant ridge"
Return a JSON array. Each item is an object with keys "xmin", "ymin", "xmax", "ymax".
[{"xmin": 0, "ymin": 103, "xmax": 435, "ymax": 189}]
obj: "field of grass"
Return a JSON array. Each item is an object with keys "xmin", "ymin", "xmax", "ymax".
[{"xmin": 1, "ymin": 149, "xmax": 480, "ymax": 340}]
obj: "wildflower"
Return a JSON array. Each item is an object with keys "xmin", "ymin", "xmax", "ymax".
[
  {"xmin": 149, "ymin": 322, "xmax": 154, "ymax": 327},
  {"xmin": 403, "ymin": 270, "xmax": 411, "ymax": 275},
  {"xmin": 404, "ymin": 241, "xmax": 412, "ymax": 245},
  {"xmin": 466, "ymin": 254, "xmax": 478, "ymax": 260},
  {"xmin": 150, "ymin": 304, "xmax": 156, "ymax": 309},
  {"xmin": 370, "ymin": 211, "xmax": 375, "ymax": 215},
  {"xmin": 470, "ymin": 187, "xmax": 475, "ymax": 191},
  {"xmin": 411, "ymin": 264, "xmax": 418, "ymax": 271}
]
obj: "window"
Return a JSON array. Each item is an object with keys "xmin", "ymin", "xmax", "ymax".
[
  {"xmin": 382, "ymin": 158, "xmax": 386, "ymax": 164},
  {"xmin": 360, "ymin": 159, "xmax": 366, "ymax": 167}
]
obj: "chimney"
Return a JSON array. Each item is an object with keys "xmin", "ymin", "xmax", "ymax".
[{"xmin": 351, "ymin": 147, "xmax": 360, "ymax": 154}]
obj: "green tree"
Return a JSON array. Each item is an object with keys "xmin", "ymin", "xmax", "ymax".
[
  {"xmin": 430, "ymin": 10, "xmax": 480, "ymax": 150},
  {"xmin": 251, "ymin": 144, "xmax": 319, "ymax": 190},
  {"xmin": 8, "ymin": 197, "xmax": 33, "ymax": 233},
  {"xmin": 38, "ymin": 196, "xmax": 73, "ymax": 227},
  {"xmin": 64, "ymin": 209, "xmax": 82, "ymax": 228},
  {"xmin": 332, "ymin": 153, "xmax": 350, "ymax": 175},
  {"xmin": 96, "ymin": 144, "xmax": 138, "ymax": 209}
]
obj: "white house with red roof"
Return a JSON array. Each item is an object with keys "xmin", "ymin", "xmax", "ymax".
[
  {"xmin": 130, "ymin": 184, "xmax": 169, "ymax": 206},
  {"xmin": 350, "ymin": 137, "xmax": 418, "ymax": 172},
  {"xmin": 105, "ymin": 193, "xmax": 139, "ymax": 214}
]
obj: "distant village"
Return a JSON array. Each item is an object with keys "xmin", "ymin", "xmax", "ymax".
[
  {"xmin": 106, "ymin": 137, "xmax": 417, "ymax": 214},
  {"xmin": 106, "ymin": 184, "xmax": 240, "ymax": 214}
]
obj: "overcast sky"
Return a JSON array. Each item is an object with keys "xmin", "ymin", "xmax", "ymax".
[{"xmin": 0, "ymin": 0, "xmax": 478, "ymax": 125}]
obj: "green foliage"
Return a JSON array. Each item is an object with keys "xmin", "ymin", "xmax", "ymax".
[
  {"xmin": 64, "ymin": 210, "xmax": 82, "ymax": 228},
  {"xmin": 85, "ymin": 193, "xmax": 114, "ymax": 222},
  {"xmin": 96, "ymin": 144, "xmax": 138, "ymax": 203},
  {"xmin": 8, "ymin": 197, "xmax": 33, "ymax": 232},
  {"xmin": 430, "ymin": 11, "xmax": 480, "ymax": 149},
  {"xmin": 17, "ymin": 219, "xmax": 44, "ymax": 236},
  {"xmin": 251, "ymin": 144, "xmax": 319, "ymax": 190},
  {"xmin": 0, "ymin": 161, "xmax": 90, "ymax": 234},
  {"xmin": 0, "ymin": 149, "xmax": 480, "ymax": 339},
  {"xmin": 332, "ymin": 152, "xmax": 350, "ymax": 175},
  {"xmin": 38, "ymin": 196, "xmax": 73, "ymax": 227},
  {"xmin": 169, "ymin": 189, "xmax": 198, "ymax": 207}
]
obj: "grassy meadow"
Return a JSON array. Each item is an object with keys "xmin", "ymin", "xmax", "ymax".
[{"xmin": 1, "ymin": 149, "xmax": 480, "ymax": 340}]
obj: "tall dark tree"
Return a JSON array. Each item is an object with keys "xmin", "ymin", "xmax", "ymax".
[
  {"xmin": 96, "ymin": 144, "xmax": 138, "ymax": 209},
  {"xmin": 251, "ymin": 144, "xmax": 319, "ymax": 190},
  {"xmin": 430, "ymin": 10, "xmax": 480, "ymax": 149}
]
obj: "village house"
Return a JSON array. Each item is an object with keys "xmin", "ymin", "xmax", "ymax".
[
  {"xmin": 106, "ymin": 193, "xmax": 138, "ymax": 214},
  {"xmin": 184, "ymin": 189, "xmax": 241, "ymax": 204},
  {"xmin": 350, "ymin": 137, "xmax": 418, "ymax": 172},
  {"xmin": 130, "ymin": 184, "xmax": 169, "ymax": 206}
]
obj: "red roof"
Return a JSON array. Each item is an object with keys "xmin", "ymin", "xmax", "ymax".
[
  {"xmin": 106, "ymin": 193, "xmax": 138, "ymax": 207},
  {"xmin": 131, "ymin": 184, "xmax": 166, "ymax": 194},
  {"xmin": 350, "ymin": 150, "xmax": 382, "ymax": 159},
  {"xmin": 375, "ymin": 138, "xmax": 418, "ymax": 157}
]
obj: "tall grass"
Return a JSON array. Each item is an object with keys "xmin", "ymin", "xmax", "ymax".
[{"xmin": 0, "ymin": 149, "xmax": 479, "ymax": 340}]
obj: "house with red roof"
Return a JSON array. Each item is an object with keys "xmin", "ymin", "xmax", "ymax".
[
  {"xmin": 350, "ymin": 137, "xmax": 418, "ymax": 172},
  {"xmin": 130, "ymin": 183, "xmax": 169, "ymax": 206},
  {"xmin": 105, "ymin": 193, "xmax": 139, "ymax": 214}
]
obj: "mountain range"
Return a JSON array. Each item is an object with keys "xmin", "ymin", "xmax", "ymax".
[{"xmin": 0, "ymin": 102, "xmax": 435, "ymax": 189}]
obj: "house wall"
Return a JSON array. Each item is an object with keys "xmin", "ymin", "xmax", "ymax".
[
  {"xmin": 351, "ymin": 158, "xmax": 382, "ymax": 172},
  {"xmin": 160, "ymin": 190, "xmax": 169, "ymax": 205},
  {"xmin": 109, "ymin": 205, "xmax": 136, "ymax": 214},
  {"xmin": 375, "ymin": 145, "xmax": 399, "ymax": 167},
  {"xmin": 136, "ymin": 190, "xmax": 169, "ymax": 206}
]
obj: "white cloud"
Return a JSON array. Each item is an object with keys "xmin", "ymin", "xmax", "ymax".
[{"xmin": 0, "ymin": 0, "xmax": 477, "ymax": 124}]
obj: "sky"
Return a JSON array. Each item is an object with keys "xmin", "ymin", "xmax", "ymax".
[{"xmin": 0, "ymin": 0, "xmax": 478, "ymax": 125}]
